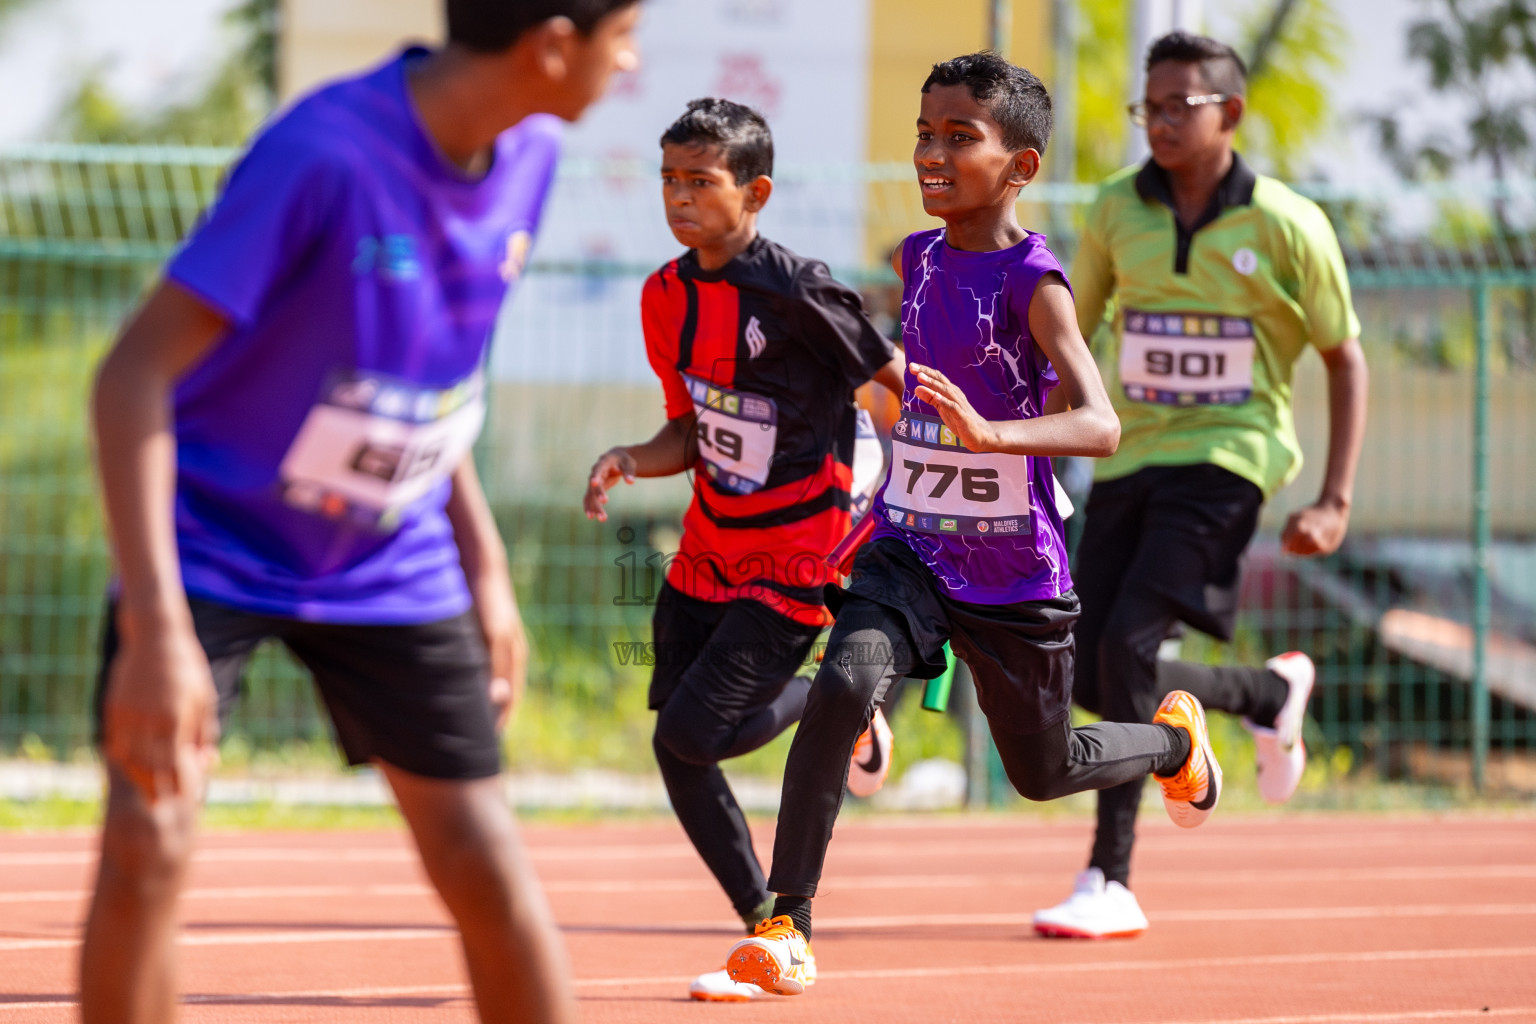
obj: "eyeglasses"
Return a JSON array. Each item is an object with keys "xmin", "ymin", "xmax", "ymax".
[{"xmin": 1127, "ymin": 94, "xmax": 1231, "ymax": 127}]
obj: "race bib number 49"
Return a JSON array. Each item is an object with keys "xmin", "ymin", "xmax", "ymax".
[
  {"xmin": 686, "ymin": 373, "xmax": 778, "ymax": 495},
  {"xmin": 884, "ymin": 413, "xmax": 1032, "ymax": 537},
  {"xmin": 1120, "ymin": 309, "xmax": 1255, "ymax": 406},
  {"xmin": 278, "ymin": 369, "xmax": 486, "ymax": 533}
]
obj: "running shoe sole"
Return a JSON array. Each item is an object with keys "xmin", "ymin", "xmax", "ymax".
[{"xmin": 726, "ymin": 942, "xmax": 805, "ymax": 996}]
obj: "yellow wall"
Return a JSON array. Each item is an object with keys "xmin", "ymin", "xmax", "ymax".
[
  {"xmin": 278, "ymin": 0, "xmax": 439, "ymax": 101},
  {"xmin": 864, "ymin": 0, "xmax": 1052, "ymax": 263}
]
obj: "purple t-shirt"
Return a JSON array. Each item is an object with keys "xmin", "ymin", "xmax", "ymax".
[
  {"xmin": 870, "ymin": 228, "xmax": 1073, "ymax": 604},
  {"xmin": 165, "ymin": 49, "xmax": 560, "ymax": 623}
]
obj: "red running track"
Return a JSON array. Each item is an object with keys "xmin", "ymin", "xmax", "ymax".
[{"xmin": 2, "ymin": 813, "xmax": 1535, "ymax": 1023}]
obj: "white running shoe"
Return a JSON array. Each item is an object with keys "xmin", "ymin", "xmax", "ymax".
[
  {"xmin": 726, "ymin": 916, "xmax": 815, "ymax": 996},
  {"xmin": 847, "ymin": 707, "xmax": 893, "ymax": 798},
  {"xmin": 1033, "ymin": 867, "xmax": 1148, "ymax": 939},
  {"xmin": 1245, "ymin": 651, "xmax": 1315, "ymax": 804},
  {"xmin": 689, "ymin": 968, "xmax": 763, "ymax": 1002}
]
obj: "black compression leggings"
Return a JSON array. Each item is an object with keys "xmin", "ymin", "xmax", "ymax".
[{"xmin": 765, "ymin": 597, "xmax": 1187, "ymax": 900}]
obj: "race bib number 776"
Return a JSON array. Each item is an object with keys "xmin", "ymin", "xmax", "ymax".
[{"xmin": 884, "ymin": 413, "xmax": 1032, "ymax": 537}]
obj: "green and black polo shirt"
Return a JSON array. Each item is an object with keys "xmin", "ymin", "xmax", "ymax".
[{"xmin": 1072, "ymin": 153, "xmax": 1360, "ymax": 499}]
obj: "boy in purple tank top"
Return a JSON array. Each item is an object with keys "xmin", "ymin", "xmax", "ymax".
[
  {"xmin": 81, "ymin": 4, "xmax": 640, "ymax": 1022},
  {"xmin": 721, "ymin": 53, "xmax": 1224, "ymax": 996}
]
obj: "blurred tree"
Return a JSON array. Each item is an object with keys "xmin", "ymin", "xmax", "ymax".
[
  {"xmin": 1365, "ymin": 0, "xmax": 1536, "ymax": 366},
  {"xmin": 1071, "ymin": 0, "xmax": 1346, "ymax": 183},
  {"xmin": 1072, "ymin": 0, "xmax": 1132, "ymax": 184},
  {"xmin": 1237, "ymin": 0, "xmax": 1348, "ymax": 179},
  {"xmin": 57, "ymin": 0, "xmax": 278, "ymax": 145},
  {"xmin": 1367, "ymin": 0, "xmax": 1536, "ymax": 190}
]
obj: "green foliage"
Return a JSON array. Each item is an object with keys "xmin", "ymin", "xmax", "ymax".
[
  {"xmin": 1073, "ymin": 0, "xmax": 1133, "ymax": 184},
  {"xmin": 1237, "ymin": 0, "xmax": 1349, "ymax": 178},
  {"xmin": 55, "ymin": 0, "xmax": 277, "ymax": 145},
  {"xmin": 1069, "ymin": 0, "xmax": 1346, "ymax": 183},
  {"xmin": 1369, "ymin": 0, "xmax": 1536, "ymax": 185}
]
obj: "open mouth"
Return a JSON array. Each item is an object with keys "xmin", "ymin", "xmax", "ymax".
[{"xmin": 919, "ymin": 176, "xmax": 954, "ymax": 195}]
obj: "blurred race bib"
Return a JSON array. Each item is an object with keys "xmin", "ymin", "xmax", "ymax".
[{"xmin": 278, "ymin": 368, "xmax": 485, "ymax": 533}]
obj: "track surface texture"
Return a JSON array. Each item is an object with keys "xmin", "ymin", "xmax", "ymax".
[{"xmin": 2, "ymin": 813, "xmax": 1535, "ymax": 1023}]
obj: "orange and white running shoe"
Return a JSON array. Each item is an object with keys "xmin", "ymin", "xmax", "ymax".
[
  {"xmin": 847, "ymin": 707, "xmax": 893, "ymax": 798},
  {"xmin": 725, "ymin": 916, "xmax": 816, "ymax": 996},
  {"xmin": 1153, "ymin": 689, "xmax": 1222, "ymax": 829}
]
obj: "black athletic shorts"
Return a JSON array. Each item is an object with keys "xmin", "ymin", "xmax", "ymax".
[
  {"xmin": 647, "ymin": 583, "xmax": 821, "ymax": 722},
  {"xmin": 831, "ymin": 537, "xmax": 1079, "ymax": 735},
  {"xmin": 95, "ymin": 597, "xmax": 501, "ymax": 780}
]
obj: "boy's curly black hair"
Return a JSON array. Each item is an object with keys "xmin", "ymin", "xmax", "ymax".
[{"xmin": 923, "ymin": 51, "xmax": 1052, "ymax": 154}]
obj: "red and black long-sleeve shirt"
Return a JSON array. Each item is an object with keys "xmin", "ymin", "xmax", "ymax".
[{"xmin": 643, "ymin": 235, "xmax": 895, "ymax": 626}]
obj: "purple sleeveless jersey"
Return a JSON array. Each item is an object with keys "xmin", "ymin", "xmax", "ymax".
[
  {"xmin": 869, "ymin": 228, "xmax": 1073, "ymax": 605},
  {"xmin": 164, "ymin": 49, "xmax": 560, "ymax": 623}
]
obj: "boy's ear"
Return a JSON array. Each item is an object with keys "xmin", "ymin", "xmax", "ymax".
[
  {"xmin": 525, "ymin": 15, "xmax": 580, "ymax": 82},
  {"xmin": 743, "ymin": 174, "xmax": 774, "ymax": 213},
  {"xmin": 1220, "ymin": 94, "xmax": 1246, "ymax": 131},
  {"xmin": 1008, "ymin": 149, "xmax": 1041, "ymax": 189}
]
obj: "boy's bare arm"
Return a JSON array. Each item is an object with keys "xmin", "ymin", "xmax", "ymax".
[
  {"xmin": 873, "ymin": 350, "xmax": 906, "ymax": 396},
  {"xmin": 583, "ymin": 412, "xmax": 698, "ymax": 521},
  {"xmin": 92, "ymin": 280, "xmax": 228, "ymax": 802},
  {"xmin": 912, "ymin": 275, "xmax": 1120, "ymax": 457},
  {"xmin": 1281, "ymin": 337, "xmax": 1367, "ymax": 556},
  {"xmin": 446, "ymin": 458, "xmax": 525, "ymax": 729}
]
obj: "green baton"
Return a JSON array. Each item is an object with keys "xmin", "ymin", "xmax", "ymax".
[{"xmin": 922, "ymin": 642, "xmax": 956, "ymax": 713}]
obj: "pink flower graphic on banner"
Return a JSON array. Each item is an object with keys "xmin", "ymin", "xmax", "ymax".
[{"xmin": 713, "ymin": 53, "xmax": 782, "ymax": 118}]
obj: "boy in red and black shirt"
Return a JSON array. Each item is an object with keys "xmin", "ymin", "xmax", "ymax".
[{"xmin": 585, "ymin": 98, "xmax": 902, "ymax": 999}]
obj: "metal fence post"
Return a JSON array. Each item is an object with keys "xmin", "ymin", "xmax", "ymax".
[{"xmin": 1471, "ymin": 281, "xmax": 1492, "ymax": 792}]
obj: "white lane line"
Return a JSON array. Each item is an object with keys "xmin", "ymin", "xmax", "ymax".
[
  {"xmin": 4, "ymin": 903, "xmax": 1534, "ymax": 954},
  {"xmin": 3, "ymin": 827, "xmax": 1532, "ymax": 868},
  {"xmin": 1119, "ymin": 1010, "xmax": 1536, "ymax": 1024},
  {"xmin": 0, "ymin": 951, "xmax": 1529, "ymax": 1013},
  {"xmin": 5, "ymin": 872, "xmax": 1536, "ymax": 909},
  {"xmin": 0, "ymin": 883, "xmax": 433, "ymax": 905},
  {"xmin": 1, "ymin": 990, "xmax": 1526, "ymax": 1022},
  {"xmin": 0, "ymin": 928, "xmax": 451, "ymax": 953},
  {"xmin": 8, "ymin": 862, "xmax": 1536, "ymax": 901},
  {"xmin": 571, "ymin": 903, "xmax": 1536, "ymax": 934},
  {"xmin": 2, "ymin": 949, "xmax": 1533, "ymax": 1013}
]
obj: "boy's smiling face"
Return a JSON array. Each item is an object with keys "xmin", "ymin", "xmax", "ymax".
[
  {"xmin": 659, "ymin": 143, "xmax": 769, "ymax": 251},
  {"xmin": 914, "ymin": 83, "xmax": 1039, "ymax": 221}
]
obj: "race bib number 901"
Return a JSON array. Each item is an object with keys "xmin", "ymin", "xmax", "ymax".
[
  {"xmin": 278, "ymin": 369, "xmax": 486, "ymax": 533},
  {"xmin": 686, "ymin": 373, "xmax": 778, "ymax": 495},
  {"xmin": 1120, "ymin": 309, "xmax": 1255, "ymax": 406},
  {"xmin": 884, "ymin": 413, "xmax": 1032, "ymax": 537}
]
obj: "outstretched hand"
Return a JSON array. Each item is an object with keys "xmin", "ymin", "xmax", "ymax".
[
  {"xmin": 910, "ymin": 362, "xmax": 998, "ymax": 452},
  {"xmin": 583, "ymin": 448, "xmax": 637, "ymax": 522}
]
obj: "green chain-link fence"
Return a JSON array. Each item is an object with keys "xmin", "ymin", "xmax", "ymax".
[{"xmin": 2, "ymin": 143, "xmax": 1533, "ymax": 789}]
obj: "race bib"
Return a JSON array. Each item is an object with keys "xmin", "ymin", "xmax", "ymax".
[
  {"xmin": 1120, "ymin": 309, "xmax": 1255, "ymax": 406},
  {"xmin": 850, "ymin": 407, "xmax": 885, "ymax": 519},
  {"xmin": 686, "ymin": 373, "xmax": 778, "ymax": 495},
  {"xmin": 884, "ymin": 413, "xmax": 1032, "ymax": 537},
  {"xmin": 278, "ymin": 369, "xmax": 486, "ymax": 533}
]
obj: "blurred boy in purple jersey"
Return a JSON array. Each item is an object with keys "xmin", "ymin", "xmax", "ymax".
[
  {"xmin": 82, "ymin": 3, "xmax": 640, "ymax": 1021},
  {"xmin": 719, "ymin": 53, "xmax": 1225, "ymax": 997}
]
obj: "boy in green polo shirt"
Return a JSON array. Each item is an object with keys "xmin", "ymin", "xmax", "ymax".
[{"xmin": 1033, "ymin": 31, "xmax": 1368, "ymax": 939}]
